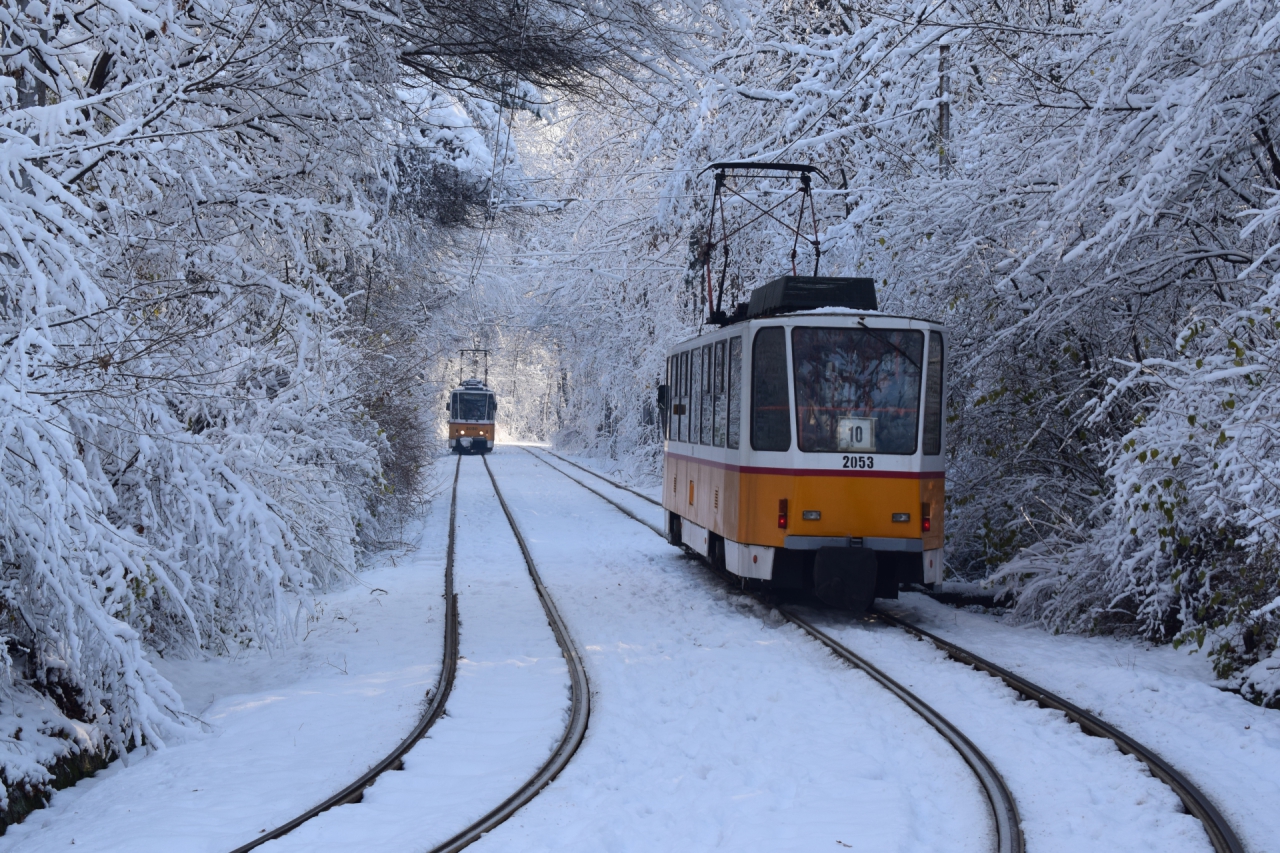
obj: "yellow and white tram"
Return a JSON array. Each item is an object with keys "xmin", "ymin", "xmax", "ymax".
[
  {"xmin": 447, "ymin": 378, "xmax": 497, "ymax": 454},
  {"xmin": 657, "ymin": 275, "xmax": 946, "ymax": 610}
]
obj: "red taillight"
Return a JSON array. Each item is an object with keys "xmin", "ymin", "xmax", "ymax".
[
  {"xmin": 922, "ymin": 502, "xmax": 932, "ymax": 532},
  {"xmin": 778, "ymin": 498, "xmax": 788, "ymax": 529}
]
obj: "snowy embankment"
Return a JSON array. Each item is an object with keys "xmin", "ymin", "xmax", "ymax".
[
  {"xmin": 0, "ymin": 500, "xmax": 451, "ymax": 852},
  {"xmin": 874, "ymin": 595, "xmax": 1280, "ymax": 853}
]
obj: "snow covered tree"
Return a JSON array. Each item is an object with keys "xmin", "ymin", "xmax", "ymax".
[
  {"xmin": 505, "ymin": 0, "xmax": 1280, "ymax": 703},
  {"xmin": 0, "ymin": 0, "xmax": 676, "ymax": 813}
]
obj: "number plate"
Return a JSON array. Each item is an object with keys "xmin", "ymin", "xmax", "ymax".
[{"xmin": 837, "ymin": 417, "xmax": 876, "ymax": 452}]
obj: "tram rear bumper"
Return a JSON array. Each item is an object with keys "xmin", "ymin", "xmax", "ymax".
[
  {"xmin": 667, "ymin": 517, "xmax": 944, "ymax": 589},
  {"xmin": 784, "ymin": 535, "xmax": 921, "ymax": 552}
]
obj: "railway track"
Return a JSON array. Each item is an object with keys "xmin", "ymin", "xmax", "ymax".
[
  {"xmin": 229, "ymin": 457, "xmax": 463, "ymax": 853},
  {"xmin": 228, "ymin": 455, "xmax": 590, "ymax": 853},
  {"xmin": 525, "ymin": 446, "xmax": 1245, "ymax": 853}
]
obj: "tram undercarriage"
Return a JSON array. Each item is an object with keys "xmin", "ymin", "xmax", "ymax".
[{"xmin": 666, "ymin": 512, "xmax": 940, "ymax": 611}]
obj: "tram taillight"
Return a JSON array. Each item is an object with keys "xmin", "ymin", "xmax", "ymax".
[
  {"xmin": 922, "ymin": 503, "xmax": 932, "ymax": 533},
  {"xmin": 778, "ymin": 499, "xmax": 788, "ymax": 529}
]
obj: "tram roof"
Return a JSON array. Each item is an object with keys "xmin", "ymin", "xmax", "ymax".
[{"xmin": 683, "ymin": 308, "xmax": 943, "ymax": 336}]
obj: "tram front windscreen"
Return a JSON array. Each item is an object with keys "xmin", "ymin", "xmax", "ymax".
[
  {"xmin": 453, "ymin": 392, "xmax": 494, "ymax": 421},
  {"xmin": 791, "ymin": 327, "xmax": 923, "ymax": 454}
]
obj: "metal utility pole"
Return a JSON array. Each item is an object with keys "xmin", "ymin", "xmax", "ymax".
[{"xmin": 938, "ymin": 44, "xmax": 951, "ymax": 176}]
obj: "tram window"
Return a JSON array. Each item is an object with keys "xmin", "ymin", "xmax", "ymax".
[
  {"xmin": 679, "ymin": 350, "xmax": 690, "ymax": 443},
  {"xmin": 923, "ymin": 332, "xmax": 944, "ymax": 455},
  {"xmin": 691, "ymin": 346, "xmax": 703, "ymax": 444},
  {"xmin": 727, "ymin": 336, "xmax": 742, "ymax": 449},
  {"xmin": 792, "ymin": 327, "xmax": 924, "ymax": 454},
  {"xmin": 751, "ymin": 327, "xmax": 792, "ymax": 452},
  {"xmin": 712, "ymin": 340, "xmax": 727, "ymax": 447},
  {"xmin": 700, "ymin": 344, "xmax": 713, "ymax": 446},
  {"xmin": 455, "ymin": 391, "xmax": 492, "ymax": 422},
  {"xmin": 663, "ymin": 356, "xmax": 671, "ymax": 439}
]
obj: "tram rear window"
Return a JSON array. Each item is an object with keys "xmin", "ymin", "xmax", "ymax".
[
  {"xmin": 792, "ymin": 327, "xmax": 923, "ymax": 455},
  {"xmin": 453, "ymin": 392, "xmax": 493, "ymax": 421}
]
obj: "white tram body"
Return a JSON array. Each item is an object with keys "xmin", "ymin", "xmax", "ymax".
[{"xmin": 658, "ymin": 276, "xmax": 946, "ymax": 608}]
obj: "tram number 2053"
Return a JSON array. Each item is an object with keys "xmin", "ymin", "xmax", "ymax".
[{"xmin": 841, "ymin": 455, "xmax": 875, "ymax": 470}]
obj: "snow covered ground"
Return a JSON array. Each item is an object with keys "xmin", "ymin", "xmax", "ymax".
[
  {"xmin": 872, "ymin": 595, "xmax": 1280, "ymax": 853},
  {"xmin": 529, "ymin": 447, "xmax": 1280, "ymax": 852},
  {"xmin": 1, "ymin": 490, "xmax": 453, "ymax": 853},
  {"xmin": 11, "ymin": 445, "xmax": 1280, "ymax": 853},
  {"xmin": 472, "ymin": 448, "xmax": 990, "ymax": 852},
  {"xmin": 253, "ymin": 455, "xmax": 571, "ymax": 852}
]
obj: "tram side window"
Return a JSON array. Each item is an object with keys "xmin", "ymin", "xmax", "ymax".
[
  {"xmin": 691, "ymin": 346, "xmax": 703, "ymax": 444},
  {"xmin": 699, "ymin": 344, "xmax": 712, "ymax": 445},
  {"xmin": 923, "ymin": 332, "xmax": 944, "ymax": 455},
  {"xmin": 712, "ymin": 340, "xmax": 727, "ymax": 447},
  {"xmin": 679, "ymin": 350, "xmax": 690, "ymax": 443},
  {"xmin": 664, "ymin": 356, "xmax": 672, "ymax": 440},
  {"xmin": 751, "ymin": 327, "xmax": 792, "ymax": 452},
  {"xmin": 727, "ymin": 336, "xmax": 742, "ymax": 449}
]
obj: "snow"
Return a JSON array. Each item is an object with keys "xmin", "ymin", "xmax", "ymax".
[
  {"xmin": 0, "ymin": 499, "xmax": 452, "ymax": 852},
  {"xmin": 811, "ymin": 609, "xmax": 1209, "ymax": 853},
  {"xmin": 0, "ymin": 683, "xmax": 103, "ymax": 810},
  {"xmin": 252, "ymin": 455, "xmax": 571, "ymax": 852},
  {"xmin": 467, "ymin": 449, "xmax": 990, "ymax": 852},
  {"xmin": 875, "ymin": 594, "xmax": 1280, "ymax": 853},
  {"xmin": 12, "ymin": 446, "xmax": 1280, "ymax": 852}
]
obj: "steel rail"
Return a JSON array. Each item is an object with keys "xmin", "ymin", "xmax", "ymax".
[
  {"xmin": 229, "ymin": 456, "xmax": 463, "ymax": 853},
  {"xmin": 537, "ymin": 447, "xmax": 661, "ymax": 507},
  {"xmin": 418, "ymin": 455, "xmax": 592, "ymax": 853},
  {"xmin": 531, "ymin": 449, "xmax": 1245, "ymax": 853},
  {"xmin": 780, "ymin": 608, "xmax": 1021, "ymax": 853},
  {"xmin": 523, "ymin": 448, "xmax": 663, "ymax": 535},
  {"xmin": 523, "ymin": 448, "xmax": 1020, "ymax": 853},
  {"xmin": 874, "ymin": 611, "xmax": 1244, "ymax": 853}
]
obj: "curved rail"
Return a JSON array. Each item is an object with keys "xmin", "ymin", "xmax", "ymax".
[
  {"xmin": 874, "ymin": 611, "xmax": 1244, "ymax": 853},
  {"xmin": 229, "ymin": 457, "xmax": 463, "ymax": 853},
  {"xmin": 524, "ymin": 448, "xmax": 662, "ymax": 535},
  {"xmin": 776, "ymin": 608, "xmax": 1021, "ymax": 853},
  {"xmin": 523, "ymin": 447, "xmax": 1020, "ymax": 853},
  {"xmin": 539, "ymin": 448, "xmax": 659, "ymax": 506},
  {"xmin": 529, "ymin": 448, "xmax": 1246, "ymax": 853},
  {"xmin": 419, "ymin": 455, "xmax": 592, "ymax": 853}
]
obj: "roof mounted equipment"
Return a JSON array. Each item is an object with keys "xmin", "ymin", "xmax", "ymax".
[
  {"xmin": 699, "ymin": 162, "xmax": 829, "ymax": 325},
  {"xmin": 746, "ymin": 275, "xmax": 878, "ymax": 319}
]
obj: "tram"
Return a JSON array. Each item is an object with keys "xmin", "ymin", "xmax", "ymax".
[
  {"xmin": 447, "ymin": 378, "xmax": 497, "ymax": 454},
  {"xmin": 657, "ymin": 163, "xmax": 946, "ymax": 611}
]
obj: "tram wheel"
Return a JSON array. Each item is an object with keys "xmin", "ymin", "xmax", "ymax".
[{"xmin": 813, "ymin": 547, "xmax": 877, "ymax": 612}]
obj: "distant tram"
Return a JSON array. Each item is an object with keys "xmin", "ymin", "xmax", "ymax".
[
  {"xmin": 657, "ymin": 274, "xmax": 946, "ymax": 611},
  {"xmin": 447, "ymin": 378, "xmax": 497, "ymax": 454}
]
